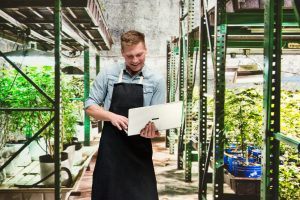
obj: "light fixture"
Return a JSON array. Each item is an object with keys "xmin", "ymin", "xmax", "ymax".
[
  {"xmin": 243, "ymin": 49, "xmax": 250, "ymax": 56},
  {"xmin": 230, "ymin": 52, "xmax": 237, "ymax": 58}
]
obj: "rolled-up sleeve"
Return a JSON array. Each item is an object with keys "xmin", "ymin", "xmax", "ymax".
[
  {"xmin": 84, "ymin": 68, "xmax": 108, "ymax": 109},
  {"xmin": 150, "ymin": 75, "xmax": 166, "ymax": 105}
]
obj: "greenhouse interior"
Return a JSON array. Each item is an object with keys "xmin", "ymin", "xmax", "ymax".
[{"xmin": 0, "ymin": 0, "xmax": 300, "ymax": 200}]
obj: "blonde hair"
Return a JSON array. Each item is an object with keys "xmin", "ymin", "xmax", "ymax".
[{"xmin": 121, "ymin": 30, "xmax": 145, "ymax": 50}]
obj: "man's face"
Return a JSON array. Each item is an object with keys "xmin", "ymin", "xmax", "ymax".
[{"xmin": 122, "ymin": 42, "xmax": 147, "ymax": 74}]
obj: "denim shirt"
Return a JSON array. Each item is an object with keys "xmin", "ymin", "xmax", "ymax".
[{"xmin": 85, "ymin": 63, "xmax": 166, "ymax": 110}]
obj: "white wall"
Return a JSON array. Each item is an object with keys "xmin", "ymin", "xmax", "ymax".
[{"xmin": 99, "ymin": 0, "xmax": 180, "ymax": 77}]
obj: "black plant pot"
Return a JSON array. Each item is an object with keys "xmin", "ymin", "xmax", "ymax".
[{"xmin": 39, "ymin": 152, "xmax": 68, "ymax": 163}]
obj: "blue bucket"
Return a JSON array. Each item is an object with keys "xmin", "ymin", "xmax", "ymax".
[
  {"xmin": 251, "ymin": 149, "xmax": 262, "ymax": 163},
  {"xmin": 247, "ymin": 146, "xmax": 255, "ymax": 155},
  {"xmin": 230, "ymin": 157, "xmax": 257, "ymax": 176},
  {"xmin": 225, "ymin": 148, "xmax": 241, "ymax": 154},
  {"xmin": 236, "ymin": 164, "xmax": 261, "ymax": 178},
  {"xmin": 224, "ymin": 149, "xmax": 242, "ymax": 171},
  {"xmin": 251, "ymin": 149, "xmax": 261, "ymax": 157},
  {"xmin": 228, "ymin": 156, "xmax": 243, "ymax": 175},
  {"xmin": 224, "ymin": 148, "xmax": 242, "ymax": 173}
]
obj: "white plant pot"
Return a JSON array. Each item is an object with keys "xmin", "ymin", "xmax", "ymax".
[
  {"xmin": 0, "ymin": 169, "xmax": 5, "ymax": 184},
  {"xmin": 4, "ymin": 158, "xmax": 17, "ymax": 177},
  {"xmin": 5, "ymin": 143, "xmax": 31, "ymax": 167},
  {"xmin": 29, "ymin": 138, "xmax": 47, "ymax": 161},
  {"xmin": 39, "ymin": 152, "xmax": 71, "ymax": 186},
  {"xmin": 73, "ymin": 148, "xmax": 83, "ymax": 166},
  {"xmin": 0, "ymin": 159, "xmax": 6, "ymax": 183},
  {"xmin": 63, "ymin": 145, "xmax": 75, "ymax": 168}
]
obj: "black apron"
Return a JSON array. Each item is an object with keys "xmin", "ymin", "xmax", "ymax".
[{"xmin": 92, "ymin": 71, "xmax": 158, "ymax": 200}]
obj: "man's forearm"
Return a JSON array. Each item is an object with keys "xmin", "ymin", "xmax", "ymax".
[
  {"xmin": 85, "ymin": 104, "xmax": 113, "ymax": 121},
  {"xmin": 86, "ymin": 104, "xmax": 129, "ymax": 131}
]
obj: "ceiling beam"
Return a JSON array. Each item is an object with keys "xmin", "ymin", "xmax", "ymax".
[
  {"xmin": 0, "ymin": 18, "xmax": 92, "ymax": 24},
  {"xmin": 0, "ymin": 0, "xmax": 88, "ymax": 8},
  {"xmin": 0, "ymin": 9, "xmax": 73, "ymax": 51},
  {"xmin": 227, "ymin": 10, "xmax": 298, "ymax": 26},
  {"xmin": 61, "ymin": 14, "xmax": 89, "ymax": 47}
]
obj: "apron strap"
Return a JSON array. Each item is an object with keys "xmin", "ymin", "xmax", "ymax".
[
  {"xmin": 118, "ymin": 70, "xmax": 124, "ymax": 83},
  {"xmin": 139, "ymin": 76, "xmax": 143, "ymax": 84},
  {"xmin": 118, "ymin": 70, "xmax": 144, "ymax": 84}
]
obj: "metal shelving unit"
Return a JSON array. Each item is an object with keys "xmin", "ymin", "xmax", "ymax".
[
  {"xmin": 0, "ymin": 1, "xmax": 112, "ymax": 199},
  {"xmin": 166, "ymin": 0, "xmax": 300, "ymax": 199}
]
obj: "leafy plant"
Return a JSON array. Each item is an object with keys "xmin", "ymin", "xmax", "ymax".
[
  {"xmin": 224, "ymin": 88, "xmax": 263, "ymax": 156},
  {"xmin": 278, "ymin": 90, "xmax": 300, "ymax": 199},
  {"xmin": 61, "ymin": 75, "xmax": 84, "ymax": 144},
  {"xmin": 192, "ymin": 86, "xmax": 299, "ymax": 198},
  {"xmin": 0, "ymin": 66, "xmax": 83, "ymax": 156},
  {"xmin": 279, "ymin": 161, "xmax": 300, "ymax": 199}
]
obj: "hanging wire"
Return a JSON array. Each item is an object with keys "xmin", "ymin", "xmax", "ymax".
[{"xmin": 61, "ymin": 50, "xmax": 82, "ymax": 58}]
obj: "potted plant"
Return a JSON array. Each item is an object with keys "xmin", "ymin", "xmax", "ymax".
[
  {"xmin": 61, "ymin": 75, "xmax": 84, "ymax": 166},
  {"xmin": 36, "ymin": 68, "xmax": 82, "ymax": 185},
  {"xmin": 0, "ymin": 65, "xmax": 81, "ymax": 186},
  {"xmin": 224, "ymin": 88, "xmax": 263, "ymax": 177}
]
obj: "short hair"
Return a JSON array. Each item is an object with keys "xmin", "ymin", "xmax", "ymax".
[{"xmin": 121, "ymin": 30, "xmax": 145, "ymax": 50}]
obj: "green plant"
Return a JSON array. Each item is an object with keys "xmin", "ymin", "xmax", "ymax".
[
  {"xmin": 0, "ymin": 66, "xmax": 82, "ymax": 156},
  {"xmin": 61, "ymin": 76, "xmax": 84, "ymax": 144},
  {"xmin": 192, "ymin": 86, "xmax": 299, "ymax": 198},
  {"xmin": 278, "ymin": 90, "xmax": 300, "ymax": 199},
  {"xmin": 224, "ymin": 88, "xmax": 263, "ymax": 155},
  {"xmin": 279, "ymin": 161, "xmax": 300, "ymax": 199}
]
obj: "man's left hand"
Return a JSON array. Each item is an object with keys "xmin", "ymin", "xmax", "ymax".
[{"xmin": 140, "ymin": 122, "xmax": 160, "ymax": 138}]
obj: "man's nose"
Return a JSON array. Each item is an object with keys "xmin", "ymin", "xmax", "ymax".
[{"xmin": 132, "ymin": 56, "xmax": 138, "ymax": 63}]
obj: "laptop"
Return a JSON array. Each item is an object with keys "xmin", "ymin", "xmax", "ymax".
[{"xmin": 127, "ymin": 101, "xmax": 183, "ymax": 136}]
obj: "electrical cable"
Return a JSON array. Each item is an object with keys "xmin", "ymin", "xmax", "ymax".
[{"xmin": 61, "ymin": 51, "xmax": 82, "ymax": 58}]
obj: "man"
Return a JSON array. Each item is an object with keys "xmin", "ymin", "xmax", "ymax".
[{"xmin": 85, "ymin": 30, "xmax": 166, "ymax": 200}]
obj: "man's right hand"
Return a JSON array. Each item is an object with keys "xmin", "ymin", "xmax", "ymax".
[
  {"xmin": 108, "ymin": 112, "xmax": 128, "ymax": 131},
  {"xmin": 85, "ymin": 105, "xmax": 128, "ymax": 131}
]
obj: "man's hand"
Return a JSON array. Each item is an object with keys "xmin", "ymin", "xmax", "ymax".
[
  {"xmin": 86, "ymin": 105, "xmax": 128, "ymax": 132},
  {"xmin": 108, "ymin": 112, "xmax": 128, "ymax": 131},
  {"xmin": 140, "ymin": 122, "xmax": 160, "ymax": 138}
]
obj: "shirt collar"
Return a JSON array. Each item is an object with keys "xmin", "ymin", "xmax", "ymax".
[{"xmin": 122, "ymin": 63, "xmax": 146, "ymax": 77}]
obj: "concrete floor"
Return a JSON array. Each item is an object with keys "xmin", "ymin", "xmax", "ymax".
[
  {"xmin": 69, "ymin": 135, "xmax": 201, "ymax": 200},
  {"xmin": 152, "ymin": 137, "xmax": 199, "ymax": 200}
]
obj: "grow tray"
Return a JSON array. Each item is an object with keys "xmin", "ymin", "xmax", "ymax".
[
  {"xmin": 224, "ymin": 170, "xmax": 260, "ymax": 198},
  {"xmin": 0, "ymin": 145, "xmax": 97, "ymax": 200}
]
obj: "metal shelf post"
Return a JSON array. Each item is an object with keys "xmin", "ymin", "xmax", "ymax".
[
  {"xmin": 212, "ymin": 0, "xmax": 227, "ymax": 199},
  {"xmin": 198, "ymin": 0, "xmax": 208, "ymax": 197},
  {"xmin": 261, "ymin": 0, "xmax": 282, "ymax": 199},
  {"xmin": 166, "ymin": 40, "xmax": 171, "ymax": 148},
  {"xmin": 184, "ymin": 0, "xmax": 195, "ymax": 182},
  {"xmin": 84, "ymin": 46, "xmax": 91, "ymax": 146},
  {"xmin": 54, "ymin": 0, "xmax": 62, "ymax": 198},
  {"xmin": 177, "ymin": 0, "xmax": 188, "ymax": 171},
  {"xmin": 169, "ymin": 40, "xmax": 178, "ymax": 154}
]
